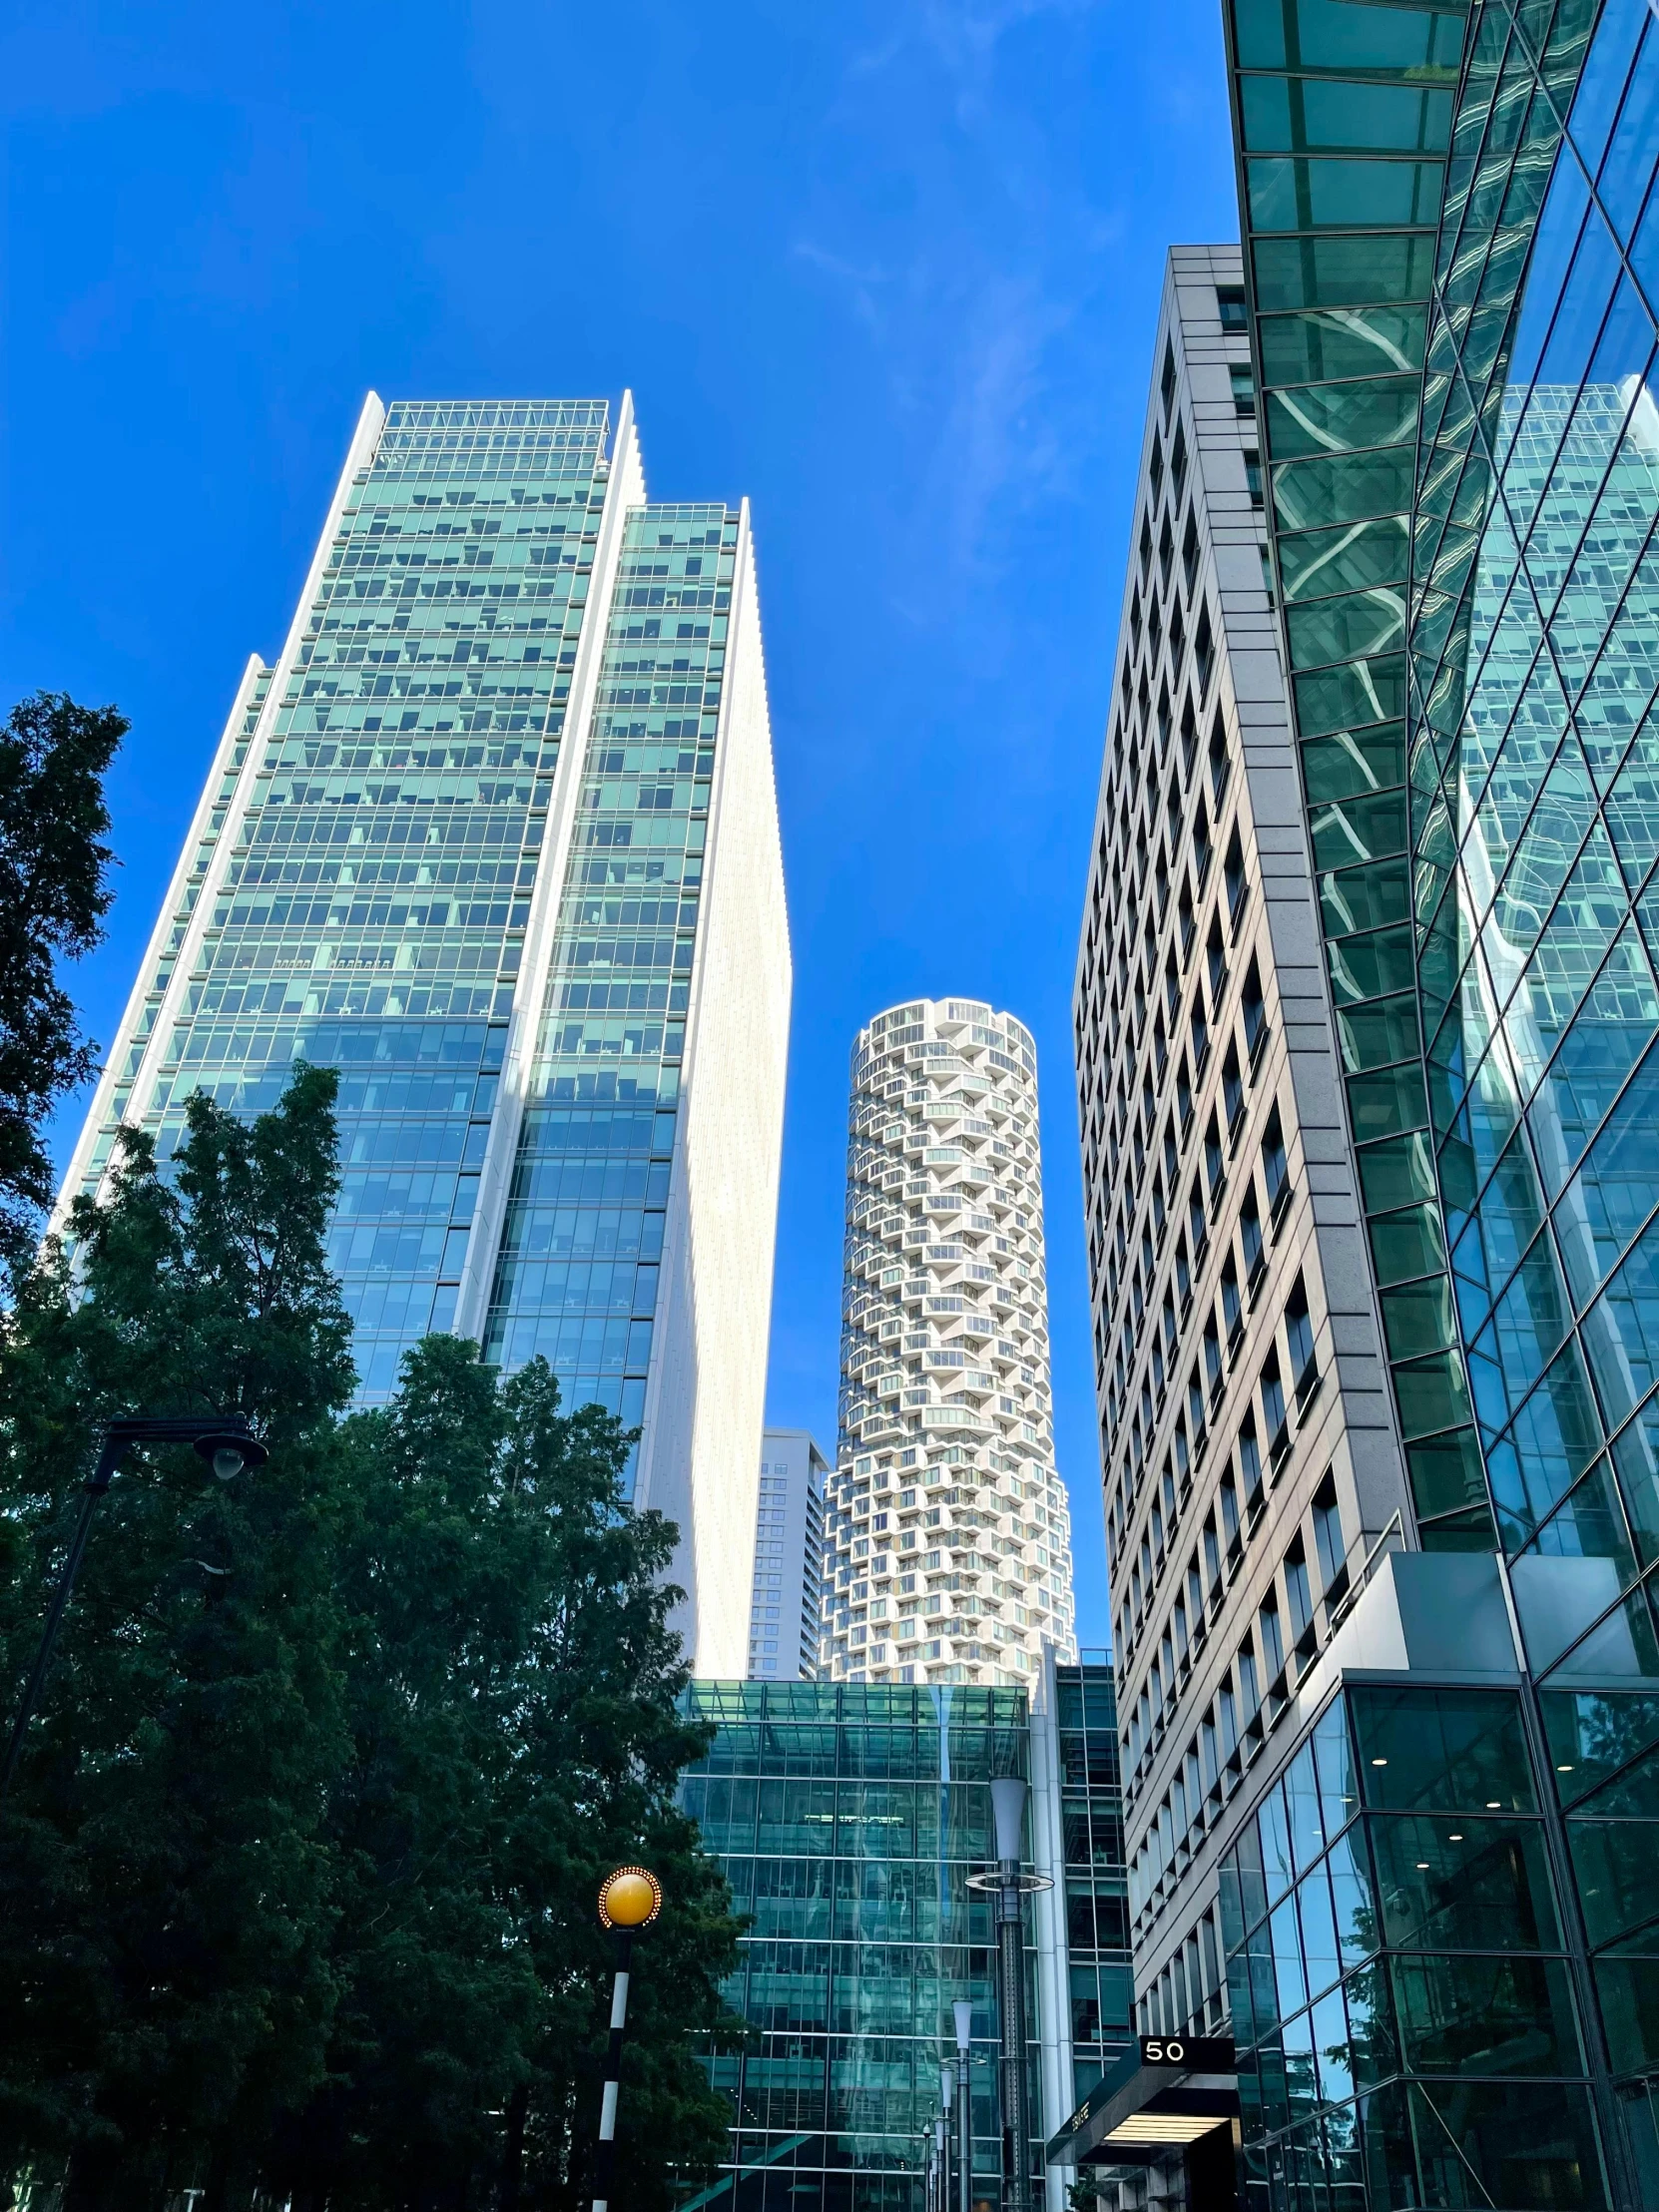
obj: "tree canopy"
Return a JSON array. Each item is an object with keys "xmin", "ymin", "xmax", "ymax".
[
  {"xmin": 0, "ymin": 1069, "xmax": 740, "ymax": 2212},
  {"xmin": 0, "ymin": 692, "xmax": 125, "ymax": 1283}
]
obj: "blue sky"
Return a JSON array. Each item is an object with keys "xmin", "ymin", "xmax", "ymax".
[{"xmin": 1, "ymin": 0, "xmax": 1240, "ymax": 1646}]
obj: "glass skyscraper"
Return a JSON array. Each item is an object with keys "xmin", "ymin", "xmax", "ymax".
[
  {"xmin": 675, "ymin": 1659, "xmax": 1132, "ymax": 2212},
  {"xmin": 57, "ymin": 393, "xmax": 791, "ymax": 1674},
  {"xmin": 1073, "ymin": 3, "xmax": 1659, "ymax": 2208}
]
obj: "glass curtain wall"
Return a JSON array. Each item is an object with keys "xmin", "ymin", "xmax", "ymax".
[
  {"xmin": 1054, "ymin": 1665, "xmax": 1135, "ymax": 2099},
  {"xmin": 481, "ymin": 503, "xmax": 734, "ymax": 1432},
  {"xmin": 126, "ymin": 402, "xmax": 612, "ymax": 1396},
  {"xmin": 1220, "ymin": 1684, "xmax": 1608, "ymax": 2210},
  {"xmin": 677, "ymin": 1681, "xmax": 1042, "ymax": 2212},
  {"xmin": 1222, "ymin": 0, "xmax": 1659, "ymax": 2196},
  {"xmin": 1405, "ymin": 0, "xmax": 1659, "ymax": 2180}
]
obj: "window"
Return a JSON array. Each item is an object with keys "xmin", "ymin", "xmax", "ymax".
[
  {"xmin": 1193, "ymin": 801, "xmax": 1214, "ymax": 886},
  {"xmin": 1203, "ymin": 1514, "xmax": 1222, "ymax": 1591},
  {"xmin": 1262, "ymin": 1108, "xmax": 1288, "ymax": 1212},
  {"xmin": 1207, "ymin": 919, "xmax": 1227, "ymax": 999},
  {"xmin": 1225, "ymin": 829, "xmax": 1247, "ymax": 920},
  {"xmin": 1285, "ymin": 1539, "xmax": 1314, "ymax": 1643},
  {"xmin": 1237, "ymin": 1636, "xmax": 1260, "ymax": 1720},
  {"xmin": 1230, "ymin": 362, "xmax": 1256, "ymax": 416},
  {"xmin": 1244, "ymin": 449, "xmax": 1264, "ymax": 507},
  {"xmin": 1314, "ymin": 1474, "xmax": 1346, "ymax": 1592},
  {"xmin": 1161, "ymin": 340, "xmax": 1177, "ymax": 424},
  {"xmin": 1194, "ymin": 606, "xmax": 1213, "ymax": 693},
  {"xmin": 1220, "ymin": 1256, "xmax": 1242, "ymax": 1341},
  {"xmin": 1172, "ymin": 426, "xmax": 1189, "ymax": 508},
  {"xmin": 1260, "ymin": 1353, "xmax": 1287, "ymax": 1453},
  {"xmin": 1239, "ymin": 1415, "xmax": 1263, "ymax": 1506},
  {"xmin": 1243, "ymin": 957, "xmax": 1267, "ymax": 1057},
  {"xmin": 1204, "ymin": 1113, "xmax": 1225, "ymax": 1197},
  {"xmin": 1218, "ymin": 1679, "xmax": 1239, "ymax": 1756},
  {"xmin": 1208, "ymin": 717, "xmax": 1230, "ymax": 808},
  {"xmin": 1286, "ymin": 1275, "xmax": 1316, "ymax": 1394},
  {"xmin": 1223, "ymin": 1040, "xmax": 1245, "ymax": 1132},
  {"xmin": 1203, "ymin": 1315, "xmax": 1222, "ymax": 1392},
  {"xmin": 1220, "ymin": 1472, "xmax": 1240, "ymax": 1549},
  {"xmin": 1182, "ymin": 512, "xmax": 1200, "ymax": 593},
  {"xmin": 1259, "ymin": 1594, "xmax": 1284, "ymax": 1681},
  {"xmin": 1149, "ymin": 436, "xmax": 1164, "ymax": 507},
  {"xmin": 1217, "ymin": 286, "xmax": 1248, "ymax": 332},
  {"xmin": 1240, "ymin": 1182, "xmax": 1264, "ymax": 1280}
]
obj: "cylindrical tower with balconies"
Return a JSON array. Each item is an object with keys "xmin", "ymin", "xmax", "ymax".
[{"xmin": 821, "ymin": 997, "xmax": 1077, "ymax": 1686}]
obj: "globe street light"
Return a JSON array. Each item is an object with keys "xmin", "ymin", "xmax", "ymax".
[
  {"xmin": 591, "ymin": 1864, "xmax": 662, "ymax": 2212},
  {"xmin": 0, "ymin": 1412, "xmax": 268, "ymax": 1805}
]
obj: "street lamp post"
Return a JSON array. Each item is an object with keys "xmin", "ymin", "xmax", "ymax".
[
  {"xmin": 952, "ymin": 1998, "xmax": 973, "ymax": 2212},
  {"xmin": 967, "ymin": 1778, "xmax": 1052, "ymax": 2212},
  {"xmin": 591, "ymin": 1864, "xmax": 662, "ymax": 2212},
  {"xmin": 0, "ymin": 1412, "xmax": 267, "ymax": 1805},
  {"xmin": 938, "ymin": 2062, "xmax": 955, "ymax": 2212}
]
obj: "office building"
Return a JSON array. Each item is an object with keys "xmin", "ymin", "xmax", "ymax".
[
  {"xmin": 1070, "ymin": 3, "xmax": 1659, "ymax": 2206},
  {"xmin": 821, "ymin": 998, "xmax": 1077, "ymax": 1686},
  {"xmin": 1075, "ymin": 235, "xmax": 1409, "ymax": 2182},
  {"xmin": 748, "ymin": 1427, "xmax": 829, "ymax": 1680},
  {"xmin": 677, "ymin": 1658, "xmax": 1131, "ymax": 2212},
  {"xmin": 58, "ymin": 393, "xmax": 790, "ymax": 1677}
]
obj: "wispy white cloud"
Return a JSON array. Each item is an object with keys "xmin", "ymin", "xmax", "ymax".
[
  {"xmin": 795, "ymin": 0, "xmax": 1117, "ymax": 597},
  {"xmin": 791, "ymin": 239, "xmax": 890, "ymax": 336}
]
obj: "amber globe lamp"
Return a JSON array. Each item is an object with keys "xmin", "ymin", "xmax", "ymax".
[{"xmin": 598, "ymin": 1865, "xmax": 662, "ymax": 1932}]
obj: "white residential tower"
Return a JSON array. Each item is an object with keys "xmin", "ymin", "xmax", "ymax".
[{"xmin": 821, "ymin": 997, "xmax": 1076, "ymax": 1684}]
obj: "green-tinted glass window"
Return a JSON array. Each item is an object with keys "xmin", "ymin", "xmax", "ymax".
[
  {"xmin": 1240, "ymin": 74, "xmax": 1453, "ymax": 154},
  {"xmin": 1326, "ymin": 920, "xmax": 1417, "ymax": 1003},
  {"xmin": 1258, "ymin": 303, "xmax": 1426, "ymax": 384},
  {"xmin": 1352, "ymin": 1686, "xmax": 1536, "ymax": 1813},
  {"xmin": 1254, "ymin": 233, "xmax": 1439, "ymax": 311},
  {"xmin": 1231, "ymin": 0, "xmax": 1467, "ymax": 77},
  {"xmin": 1390, "ymin": 1952, "xmax": 1582, "ymax": 2077},
  {"xmin": 1248, "ymin": 156, "xmax": 1444, "ymax": 234},
  {"xmin": 1267, "ymin": 374, "xmax": 1420, "ymax": 458},
  {"xmin": 1371, "ymin": 1813, "xmax": 1560, "ymax": 1949}
]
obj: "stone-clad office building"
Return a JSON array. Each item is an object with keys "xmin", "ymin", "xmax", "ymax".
[{"xmin": 1072, "ymin": 237, "xmax": 1413, "ymax": 2116}]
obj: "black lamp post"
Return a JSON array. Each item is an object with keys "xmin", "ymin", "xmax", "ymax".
[{"xmin": 0, "ymin": 1412, "xmax": 268, "ymax": 1804}]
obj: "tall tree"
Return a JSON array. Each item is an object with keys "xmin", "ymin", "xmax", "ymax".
[
  {"xmin": 0, "ymin": 1070, "xmax": 356, "ymax": 2211},
  {"xmin": 0, "ymin": 1072, "xmax": 740, "ymax": 2211},
  {"xmin": 0, "ymin": 692, "xmax": 125, "ymax": 1282},
  {"xmin": 271, "ymin": 1337, "xmax": 742, "ymax": 2212}
]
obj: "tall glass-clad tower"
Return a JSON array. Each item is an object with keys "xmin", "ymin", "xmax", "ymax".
[
  {"xmin": 821, "ymin": 998, "xmax": 1077, "ymax": 1686},
  {"xmin": 58, "ymin": 394, "xmax": 791, "ymax": 1675}
]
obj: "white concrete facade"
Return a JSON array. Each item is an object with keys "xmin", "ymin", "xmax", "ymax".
[
  {"xmin": 635, "ymin": 508, "xmax": 791, "ymax": 1676},
  {"xmin": 822, "ymin": 997, "xmax": 1078, "ymax": 1687}
]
